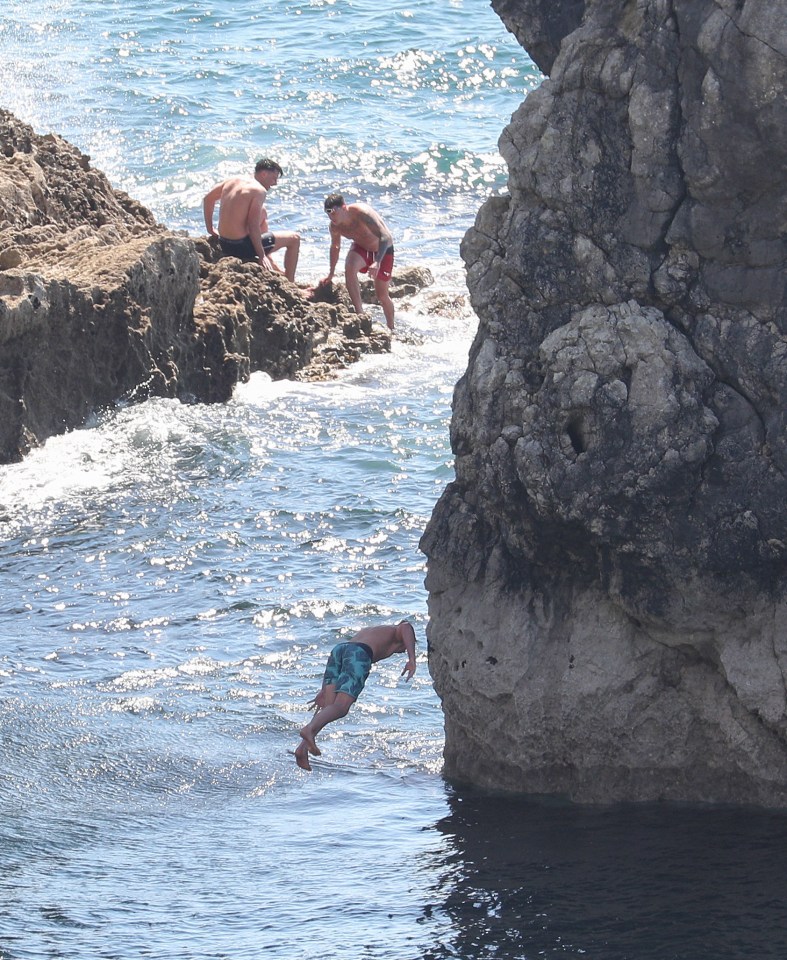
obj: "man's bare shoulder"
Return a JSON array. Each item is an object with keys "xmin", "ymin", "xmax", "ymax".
[
  {"xmin": 353, "ymin": 624, "xmax": 397, "ymax": 644},
  {"xmin": 223, "ymin": 176, "xmax": 266, "ymax": 197},
  {"xmin": 346, "ymin": 202, "xmax": 376, "ymax": 220}
]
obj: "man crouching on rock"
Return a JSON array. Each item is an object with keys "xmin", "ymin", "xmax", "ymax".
[
  {"xmin": 319, "ymin": 193, "xmax": 396, "ymax": 330},
  {"xmin": 202, "ymin": 158, "xmax": 300, "ymax": 281},
  {"xmin": 295, "ymin": 621, "xmax": 417, "ymax": 771}
]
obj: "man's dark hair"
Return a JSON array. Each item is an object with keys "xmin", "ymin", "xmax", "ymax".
[
  {"xmin": 324, "ymin": 192, "xmax": 344, "ymax": 212},
  {"xmin": 255, "ymin": 157, "xmax": 283, "ymax": 176}
]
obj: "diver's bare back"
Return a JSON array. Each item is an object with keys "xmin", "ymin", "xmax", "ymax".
[
  {"xmin": 351, "ymin": 624, "xmax": 402, "ymax": 662},
  {"xmin": 218, "ymin": 177, "xmax": 266, "ymax": 239}
]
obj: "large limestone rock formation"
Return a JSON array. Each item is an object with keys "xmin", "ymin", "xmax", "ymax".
[
  {"xmin": 0, "ymin": 110, "xmax": 396, "ymax": 463},
  {"xmin": 422, "ymin": 0, "xmax": 787, "ymax": 804}
]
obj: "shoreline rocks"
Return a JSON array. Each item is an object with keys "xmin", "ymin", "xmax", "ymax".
[
  {"xmin": 422, "ymin": 0, "xmax": 787, "ymax": 805},
  {"xmin": 0, "ymin": 109, "xmax": 412, "ymax": 464}
]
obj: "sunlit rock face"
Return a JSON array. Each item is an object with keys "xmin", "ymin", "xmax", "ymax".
[{"xmin": 422, "ymin": 0, "xmax": 787, "ymax": 804}]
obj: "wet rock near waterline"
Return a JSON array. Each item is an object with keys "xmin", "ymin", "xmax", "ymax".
[
  {"xmin": 359, "ymin": 265, "xmax": 434, "ymax": 303},
  {"xmin": 422, "ymin": 0, "xmax": 787, "ymax": 805},
  {"xmin": 0, "ymin": 109, "xmax": 397, "ymax": 463},
  {"xmin": 192, "ymin": 247, "xmax": 391, "ymax": 391}
]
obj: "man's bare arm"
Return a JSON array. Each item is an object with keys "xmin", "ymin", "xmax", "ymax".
[
  {"xmin": 202, "ymin": 183, "xmax": 223, "ymax": 235},
  {"xmin": 357, "ymin": 208, "xmax": 393, "ymax": 261},
  {"xmin": 400, "ymin": 621, "xmax": 417, "ymax": 680},
  {"xmin": 322, "ymin": 224, "xmax": 342, "ymax": 283}
]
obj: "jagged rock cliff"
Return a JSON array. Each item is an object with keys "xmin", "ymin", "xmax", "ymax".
[
  {"xmin": 0, "ymin": 110, "xmax": 396, "ymax": 463},
  {"xmin": 422, "ymin": 0, "xmax": 787, "ymax": 804}
]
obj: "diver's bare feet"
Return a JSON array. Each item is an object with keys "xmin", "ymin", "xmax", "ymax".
[
  {"xmin": 299, "ymin": 726, "xmax": 322, "ymax": 757},
  {"xmin": 295, "ymin": 741, "xmax": 312, "ymax": 771}
]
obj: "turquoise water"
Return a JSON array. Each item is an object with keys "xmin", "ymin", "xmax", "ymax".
[
  {"xmin": 2, "ymin": 2, "xmax": 787, "ymax": 958},
  {"xmin": 0, "ymin": 0, "xmax": 541, "ymax": 257}
]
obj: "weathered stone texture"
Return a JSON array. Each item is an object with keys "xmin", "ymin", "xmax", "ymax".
[
  {"xmin": 0, "ymin": 109, "xmax": 400, "ymax": 463},
  {"xmin": 422, "ymin": 0, "xmax": 787, "ymax": 803}
]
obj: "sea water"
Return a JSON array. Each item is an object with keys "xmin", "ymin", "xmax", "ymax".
[{"xmin": 1, "ymin": 2, "xmax": 786, "ymax": 958}]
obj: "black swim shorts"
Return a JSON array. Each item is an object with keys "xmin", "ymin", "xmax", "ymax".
[{"xmin": 218, "ymin": 233, "xmax": 276, "ymax": 261}]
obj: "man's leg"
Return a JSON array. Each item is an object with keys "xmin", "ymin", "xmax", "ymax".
[
  {"xmin": 374, "ymin": 276, "xmax": 395, "ymax": 330},
  {"xmin": 296, "ymin": 687, "xmax": 355, "ymax": 770},
  {"xmin": 271, "ymin": 232, "xmax": 300, "ymax": 282},
  {"xmin": 344, "ymin": 250, "xmax": 367, "ymax": 315},
  {"xmin": 295, "ymin": 681, "xmax": 333, "ymax": 770},
  {"xmin": 295, "ymin": 726, "xmax": 317, "ymax": 770},
  {"xmin": 301, "ymin": 691, "xmax": 354, "ymax": 745}
]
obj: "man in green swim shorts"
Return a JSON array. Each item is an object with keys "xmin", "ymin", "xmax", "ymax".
[{"xmin": 295, "ymin": 621, "xmax": 417, "ymax": 771}]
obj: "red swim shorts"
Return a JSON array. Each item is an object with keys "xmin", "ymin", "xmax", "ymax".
[{"xmin": 350, "ymin": 242, "xmax": 395, "ymax": 282}]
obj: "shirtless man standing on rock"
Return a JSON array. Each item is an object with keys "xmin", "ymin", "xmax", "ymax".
[
  {"xmin": 202, "ymin": 158, "xmax": 300, "ymax": 281},
  {"xmin": 295, "ymin": 621, "xmax": 417, "ymax": 771},
  {"xmin": 319, "ymin": 193, "xmax": 396, "ymax": 330}
]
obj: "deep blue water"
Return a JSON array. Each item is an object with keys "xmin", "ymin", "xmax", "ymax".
[{"xmin": 1, "ymin": 2, "xmax": 787, "ymax": 958}]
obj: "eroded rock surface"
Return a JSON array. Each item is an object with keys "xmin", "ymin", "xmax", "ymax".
[
  {"xmin": 422, "ymin": 0, "xmax": 787, "ymax": 804},
  {"xmin": 0, "ymin": 110, "xmax": 394, "ymax": 462}
]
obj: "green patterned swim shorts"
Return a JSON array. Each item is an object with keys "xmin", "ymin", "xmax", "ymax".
[{"xmin": 322, "ymin": 642, "xmax": 374, "ymax": 700}]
